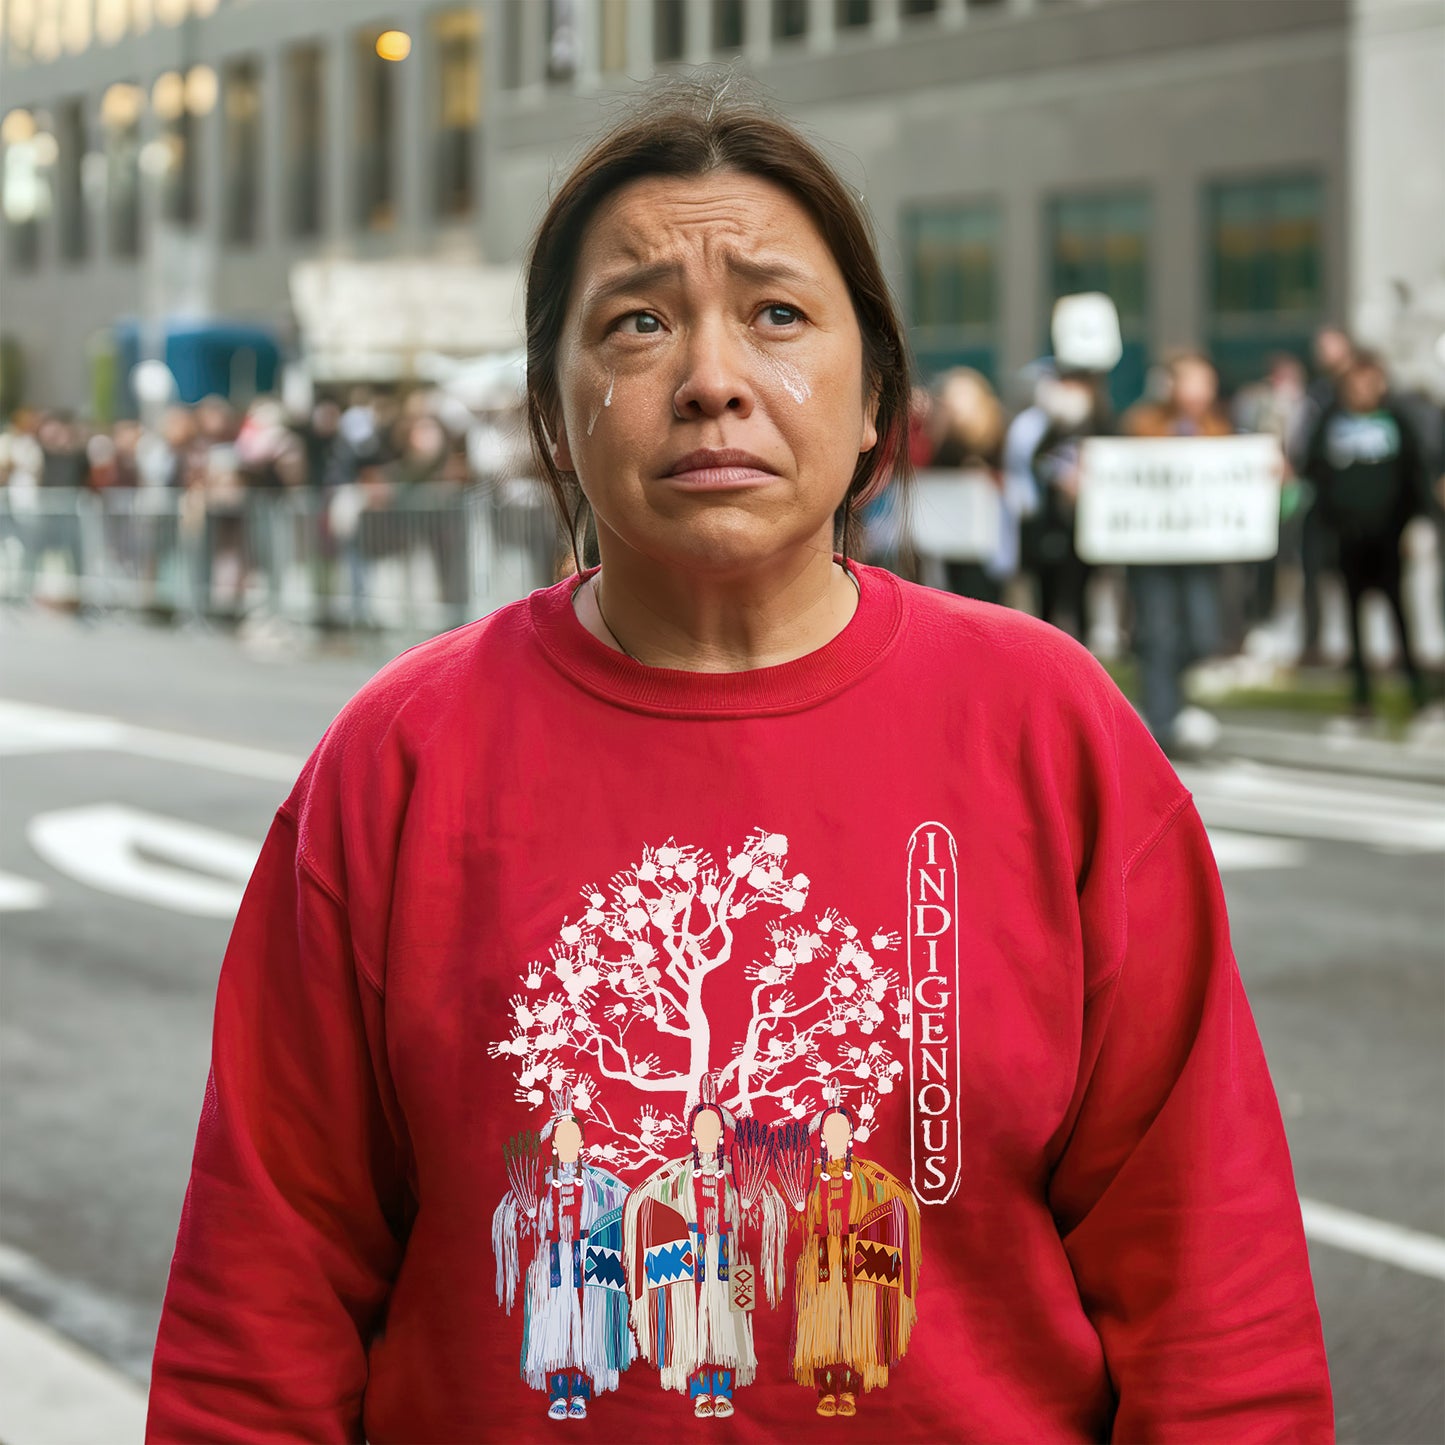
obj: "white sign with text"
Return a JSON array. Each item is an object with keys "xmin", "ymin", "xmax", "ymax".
[
  {"xmin": 908, "ymin": 469, "xmax": 1002, "ymax": 562},
  {"xmin": 1075, "ymin": 435, "xmax": 1283, "ymax": 564}
]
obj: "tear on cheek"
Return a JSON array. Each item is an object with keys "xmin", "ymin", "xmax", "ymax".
[
  {"xmin": 586, "ymin": 369, "xmax": 617, "ymax": 437},
  {"xmin": 752, "ymin": 349, "xmax": 812, "ymax": 405}
]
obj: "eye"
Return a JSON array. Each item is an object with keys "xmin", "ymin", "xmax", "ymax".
[
  {"xmin": 759, "ymin": 304, "xmax": 803, "ymax": 328},
  {"xmin": 615, "ymin": 311, "xmax": 662, "ymax": 335}
]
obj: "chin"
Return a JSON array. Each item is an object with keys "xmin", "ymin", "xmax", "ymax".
[{"xmin": 637, "ymin": 520, "xmax": 827, "ymax": 575}]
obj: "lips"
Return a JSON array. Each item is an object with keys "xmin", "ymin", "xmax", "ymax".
[{"xmin": 663, "ymin": 448, "xmax": 780, "ymax": 490}]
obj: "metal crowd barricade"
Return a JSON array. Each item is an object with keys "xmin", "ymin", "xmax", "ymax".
[{"xmin": 0, "ymin": 480, "xmax": 563, "ymax": 635}]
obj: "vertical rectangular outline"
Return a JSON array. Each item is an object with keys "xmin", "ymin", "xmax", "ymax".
[{"xmin": 907, "ymin": 820, "xmax": 961, "ymax": 1205}]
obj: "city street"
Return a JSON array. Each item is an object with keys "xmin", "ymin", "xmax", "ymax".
[{"xmin": 1, "ymin": 607, "xmax": 1442, "ymax": 1444}]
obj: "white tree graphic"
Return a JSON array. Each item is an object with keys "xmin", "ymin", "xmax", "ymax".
[{"xmin": 488, "ymin": 827, "xmax": 908, "ymax": 1170}]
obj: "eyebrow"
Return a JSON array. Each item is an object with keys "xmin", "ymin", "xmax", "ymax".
[{"xmin": 579, "ymin": 254, "xmax": 821, "ymax": 313}]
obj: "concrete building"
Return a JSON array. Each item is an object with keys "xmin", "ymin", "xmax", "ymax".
[{"xmin": 2, "ymin": 0, "xmax": 1442, "ymax": 414}]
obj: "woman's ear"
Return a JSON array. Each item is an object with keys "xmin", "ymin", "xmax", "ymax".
[
  {"xmin": 552, "ymin": 418, "xmax": 574, "ymax": 473},
  {"xmin": 860, "ymin": 381, "xmax": 881, "ymax": 455}
]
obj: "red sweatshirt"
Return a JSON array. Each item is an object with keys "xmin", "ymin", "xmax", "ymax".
[{"xmin": 148, "ymin": 559, "xmax": 1333, "ymax": 1444}]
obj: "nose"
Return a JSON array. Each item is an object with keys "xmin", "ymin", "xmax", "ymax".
[{"xmin": 672, "ymin": 318, "xmax": 755, "ymax": 420}]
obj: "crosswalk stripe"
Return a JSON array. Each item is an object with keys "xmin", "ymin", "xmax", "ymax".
[
  {"xmin": 1180, "ymin": 760, "xmax": 1445, "ymax": 852},
  {"xmin": 0, "ymin": 1295, "xmax": 146, "ymax": 1445},
  {"xmin": 1299, "ymin": 1198, "xmax": 1445, "ymax": 1281}
]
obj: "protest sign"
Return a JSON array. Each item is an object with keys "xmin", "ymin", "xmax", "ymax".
[
  {"xmin": 1075, "ymin": 435, "xmax": 1282, "ymax": 564},
  {"xmin": 908, "ymin": 469, "xmax": 1002, "ymax": 562}
]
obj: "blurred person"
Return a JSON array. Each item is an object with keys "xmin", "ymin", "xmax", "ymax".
[
  {"xmin": 388, "ymin": 410, "xmax": 470, "ymax": 628},
  {"xmin": 907, "ymin": 382, "xmax": 934, "ymax": 470},
  {"xmin": 187, "ymin": 397, "xmax": 248, "ymax": 620},
  {"xmin": 146, "ymin": 80, "xmax": 1331, "ymax": 1445},
  {"xmin": 929, "ymin": 366, "xmax": 1005, "ymax": 603},
  {"xmin": 1122, "ymin": 351, "xmax": 1233, "ymax": 755},
  {"xmin": 1301, "ymin": 350, "xmax": 1433, "ymax": 716},
  {"xmin": 1295, "ymin": 327, "xmax": 1355, "ymax": 662},
  {"xmin": 22, "ymin": 413, "xmax": 92, "ymax": 610},
  {"xmin": 111, "ymin": 420, "xmax": 142, "ymax": 489},
  {"xmin": 1019, "ymin": 366, "xmax": 1111, "ymax": 640},
  {"xmin": 234, "ymin": 397, "xmax": 292, "ymax": 490},
  {"xmin": 1233, "ymin": 354, "xmax": 1308, "ymax": 631},
  {"xmin": 0, "ymin": 413, "xmax": 44, "ymax": 606}
]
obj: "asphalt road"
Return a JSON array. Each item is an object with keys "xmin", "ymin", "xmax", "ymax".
[{"xmin": 1, "ymin": 607, "xmax": 1441, "ymax": 1443}]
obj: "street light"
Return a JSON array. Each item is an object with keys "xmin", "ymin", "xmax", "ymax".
[{"xmin": 376, "ymin": 30, "xmax": 412, "ymax": 62}]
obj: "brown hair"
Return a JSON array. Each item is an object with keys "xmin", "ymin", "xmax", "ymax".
[{"xmin": 524, "ymin": 75, "xmax": 913, "ymax": 575}]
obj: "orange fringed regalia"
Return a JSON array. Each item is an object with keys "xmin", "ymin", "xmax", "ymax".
[{"xmin": 789, "ymin": 1150, "xmax": 922, "ymax": 1397}]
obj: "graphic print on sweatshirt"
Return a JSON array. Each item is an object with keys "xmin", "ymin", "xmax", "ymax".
[{"xmin": 488, "ymin": 824, "xmax": 944, "ymax": 1422}]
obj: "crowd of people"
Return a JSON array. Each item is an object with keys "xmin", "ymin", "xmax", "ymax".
[
  {"xmin": 0, "ymin": 384, "xmax": 533, "ymax": 628},
  {"xmin": 1, "ymin": 327, "xmax": 1442, "ymax": 753},
  {"xmin": 869, "ymin": 328, "xmax": 1445, "ymax": 755}
]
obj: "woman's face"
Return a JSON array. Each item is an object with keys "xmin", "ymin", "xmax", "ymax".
[
  {"xmin": 553, "ymin": 1117, "xmax": 583, "ymax": 1165},
  {"xmin": 552, "ymin": 171, "xmax": 878, "ymax": 573},
  {"xmin": 822, "ymin": 1110, "xmax": 853, "ymax": 1160},
  {"xmin": 692, "ymin": 1108, "xmax": 724, "ymax": 1155}
]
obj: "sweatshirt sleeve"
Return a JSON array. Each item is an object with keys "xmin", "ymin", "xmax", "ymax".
[
  {"xmin": 1048, "ymin": 795, "xmax": 1334, "ymax": 1444},
  {"xmin": 146, "ymin": 802, "xmax": 409, "ymax": 1444}
]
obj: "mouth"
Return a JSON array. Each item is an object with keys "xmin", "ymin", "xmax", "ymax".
[{"xmin": 662, "ymin": 448, "xmax": 781, "ymax": 490}]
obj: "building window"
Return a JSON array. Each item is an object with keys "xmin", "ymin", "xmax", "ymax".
[
  {"xmin": 286, "ymin": 44, "xmax": 324, "ymax": 239},
  {"xmin": 434, "ymin": 9, "xmax": 479, "ymax": 219},
  {"xmin": 151, "ymin": 71, "xmax": 198, "ymax": 227},
  {"xmin": 33, "ymin": 0, "xmax": 62, "ymax": 62},
  {"xmin": 547, "ymin": 0, "xmax": 577, "ymax": 82},
  {"xmin": 600, "ymin": 0, "xmax": 629, "ymax": 72},
  {"xmin": 355, "ymin": 28, "xmax": 398, "ymax": 230},
  {"xmin": 57, "ymin": 97, "xmax": 87, "ymax": 262},
  {"xmin": 100, "ymin": 82, "xmax": 142, "ymax": 259},
  {"xmin": 96, "ymin": 0, "xmax": 128, "ymax": 45},
  {"xmin": 773, "ymin": 0, "xmax": 808, "ymax": 42},
  {"xmin": 223, "ymin": 57, "xmax": 261, "ymax": 245},
  {"xmin": 713, "ymin": 0, "xmax": 744, "ymax": 51},
  {"xmin": 655, "ymin": 0, "xmax": 684, "ymax": 62},
  {"xmin": 2, "ymin": 109, "xmax": 48, "ymax": 272},
  {"xmin": 1046, "ymin": 190, "xmax": 1151, "ymax": 409},
  {"xmin": 1207, "ymin": 173, "xmax": 1323, "ymax": 388},
  {"xmin": 902, "ymin": 0, "xmax": 938, "ymax": 18},
  {"xmin": 837, "ymin": 0, "xmax": 872, "ymax": 27},
  {"xmin": 904, "ymin": 200, "xmax": 1000, "ymax": 383},
  {"xmin": 502, "ymin": 0, "xmax": 524, "ymax": 88}
]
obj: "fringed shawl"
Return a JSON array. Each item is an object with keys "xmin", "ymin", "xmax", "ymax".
[
  {"xmin": 622, "ymin": 1157, "xmax": 788, "ymax": 1393},
  {"xmin": 790, "ymin": 1158, "xmax": 922, "ymax": 1392},
  {"xmin": 492, "ymin": 1164, "xmax": 636, "ymax": 1392}
]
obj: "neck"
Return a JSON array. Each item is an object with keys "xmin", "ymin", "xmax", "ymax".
[{"xmin": 572, "ymin": 527, "xmax": 860, "ymax": 672}]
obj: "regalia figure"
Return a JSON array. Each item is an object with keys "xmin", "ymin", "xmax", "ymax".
[
  {"xmin": 621, "ymin": 1078, "xmax": 788, "ymax": 1419},
  {"xmin": 779, "ymin": 1103, "xmax": 922, "ymax": 1418},
  {"xmin": 491, "ymin": 1089, "xmax": 635, "ymax": 1420}
]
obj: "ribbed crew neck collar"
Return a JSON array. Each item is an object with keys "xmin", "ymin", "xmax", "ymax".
[{"xmin": 526, "ymin": 555, "xmax": 903, "ymax": 718}]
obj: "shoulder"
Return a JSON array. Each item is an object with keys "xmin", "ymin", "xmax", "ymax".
[
  {"xmin": 282, "ymin": 597, "xmax": 534, "ymax": 872},
  {"xmin": 888, "ymin": 570, "xmax": 1186, "ymax": 851},
  {"xmin": 891, "ymin": 572, "xmax": 1120, "ymax": 727},
  {"xmin": 1120, "ymin": 402, "xmax": 1169, "ymax": 437}
]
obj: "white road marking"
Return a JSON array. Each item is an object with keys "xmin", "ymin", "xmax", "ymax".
[
  {"xmin": 27, "ymin": 805, "xmax": 260, "ymax": 918},
  {"xmin": 1206, "ymin": 829, "xmax": 1308, "ymax": 872},
  {"xmin": 0, "ymin": 699, "xmax": 303, "ymax": 781},
  {"xmin": 1180, "ymin": 759, "xmax": 1445, "ymax": 853},
  {"xmin": 1299, "ymin": 1197, "xmax": 1445, "ymax": 1281},
  {"xmin": 0, "ymin": 1295, "xmax": 146, "ymax": 1445},
  {"xmin": 0, "ymin": 870, "xmax": 49, "ymax": 911}
]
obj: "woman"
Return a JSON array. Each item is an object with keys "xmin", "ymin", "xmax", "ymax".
[
  {"xmin": 620, "ymin": 1081, "xmax": 787, "ymax": 1420},
  {"xmin": 146, "ymin": 80, "xmax": 1333, "ymax": 1443},
  {"xmin": 925, "ymin": 366, "xmax": 1007, "ymax": 604},
  {"xmin": 490, "ymin": 1089, "xmax": 635, "ymax": 1420},
  {"xmin": 784, "ymin": 1103, "xmax": 921, "ymax": 1418},
  {"xmin": 1121, "ymin": 350, "xmax": 1235, "ymax": 754}
]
